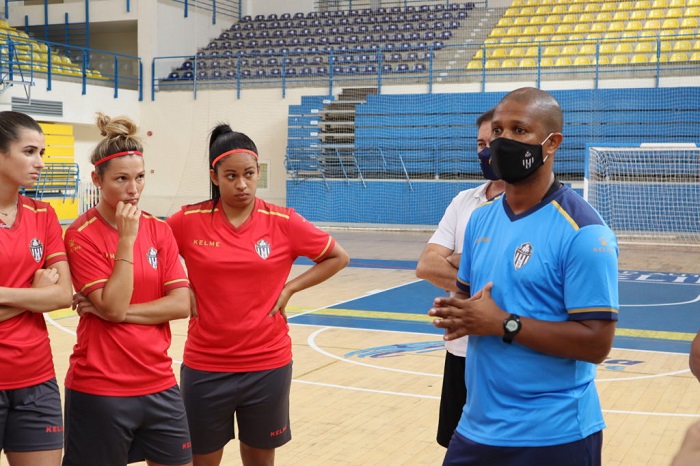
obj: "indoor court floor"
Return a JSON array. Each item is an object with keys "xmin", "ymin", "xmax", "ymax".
[{"xmin": 41, "ymin": 230, "xmax": 700, "ymax": 466}]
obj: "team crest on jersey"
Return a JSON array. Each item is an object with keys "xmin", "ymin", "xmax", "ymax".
[
  {"xmin": 513, "ymin": 242, "xmax": 533, "ymax": 270},
  {"xmin": 147, "ymin": 247, "xmax": 158, "ymax": 269},
  {"xmin": 255, "ymin": 239, "xmax": 271, "ymax": 260},
  {"xmin": 29, "ymin": 238, "xmax": 44, "ymax": 263}
]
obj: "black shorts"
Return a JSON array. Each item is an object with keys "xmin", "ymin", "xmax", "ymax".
[
  {"xmin": 0, "ymin": 378, "xmax": 63, "ymax": 452},
  {"xmin": 62, "ymin": 386, "xmax": 191, "ymax": 466},
  {"xmin": 181, "ymin": 362, "xmax": 293, "ymax": 454},
  {"xmin": 443, "ymin": 430, "xmax": 603, "ymax": 466},
  {"xmin": 437, "ymin": 351, "xmax": 466, "ymax": 448}
]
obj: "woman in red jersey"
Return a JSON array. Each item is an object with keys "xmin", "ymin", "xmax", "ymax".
[
  {"xmin": 63, "ymin": 114, "xmax": 193, "ymax": 466},
  {"xmin": 0, "ymin": 111, "xmax": 72, "ymax": 466},
  {"xmin": 167, "ymin": 125, "xmax": 349, "ymax": 466}
]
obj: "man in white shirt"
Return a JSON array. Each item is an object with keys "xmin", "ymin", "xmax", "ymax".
[{"xmin": 416, "ymin": 109, "xmax": 505, "ymax": 448}]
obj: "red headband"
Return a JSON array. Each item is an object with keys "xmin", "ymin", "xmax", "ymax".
[
  {"xmin": 211, "ymin": 149, "xmax": 258, "ymax": 168},
  {"xmin": 94, "ymin": 150, "xmax": 143, "ymax": 167}
]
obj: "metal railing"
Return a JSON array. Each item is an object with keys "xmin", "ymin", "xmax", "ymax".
[{"xmin": 151, "ymin": 34, "xmax": 700, "ymax": 100}]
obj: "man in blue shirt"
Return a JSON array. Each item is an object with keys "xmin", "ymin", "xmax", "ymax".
[{"xmin": 429, "ymin": 87, "xmax": 619, "ymax": 466}]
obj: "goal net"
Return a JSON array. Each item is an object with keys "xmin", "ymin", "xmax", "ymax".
[{"xmin": 584, "ymin": 143, "xmax": 700, "ymax": 247}]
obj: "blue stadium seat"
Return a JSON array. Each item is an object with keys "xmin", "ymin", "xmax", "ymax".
[
  {"xmin": 167, "ymin": 71, "xmax": 179, "ymax": 80},
  {"xmin": 397, "ymin": 63, "xmax": 410, "ymax": 72}
]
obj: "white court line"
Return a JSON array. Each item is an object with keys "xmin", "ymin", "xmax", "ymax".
[
  {"xmin": 620, "ymin": 293, "xmax": 700, "ymax": 307},
  {"xmin": 293, "ymin": 379, "xmax": 439, "ymax": 400}
]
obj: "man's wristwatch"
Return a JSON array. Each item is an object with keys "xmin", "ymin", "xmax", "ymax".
[{"xmin": 503, "ymin": 314, "xmax": 521, "ymax": 344}]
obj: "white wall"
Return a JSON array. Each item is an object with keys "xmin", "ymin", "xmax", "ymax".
[{"xmin": 243, "ymin": 0, "xmax": 315, "ymax": 17}]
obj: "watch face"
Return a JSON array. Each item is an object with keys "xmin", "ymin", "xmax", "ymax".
[{"xmin": 506, "ymin": 320, "xmax": 519, "ymax": 332}]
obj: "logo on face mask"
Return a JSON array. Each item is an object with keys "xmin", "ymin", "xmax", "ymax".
[
  {"xmin": 489, "ymin": 134, "xmax": 552, "ymax": 184},
  {"xmin": 477, "ymin": 147, "xmax": 500, "ymax": 181}
]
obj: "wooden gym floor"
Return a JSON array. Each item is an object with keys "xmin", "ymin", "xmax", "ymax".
[{"xmin": 38, "ymin": 230, "xmax": 700, "ymax": 465}]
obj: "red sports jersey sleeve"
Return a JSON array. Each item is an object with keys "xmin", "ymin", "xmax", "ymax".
[
  {"xmin": 0, "ymin": 196, "xmax": 67, "ymax": 390},
  {"xmin": 168, "ymin": 198, "xmax": 335, "ymax": 372},
  {"xmin": 64, "ymin": 209, "xmax": 188, "ymax": 396}
]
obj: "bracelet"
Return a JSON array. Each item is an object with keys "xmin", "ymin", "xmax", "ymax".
[{"xmin": 115, "ymin": 258, "xmax": 133, "ymax": 265}]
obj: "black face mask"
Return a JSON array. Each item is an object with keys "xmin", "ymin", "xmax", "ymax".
[
  {"xmin": 477, "ymin": 147, "xmax": 500, "ymax": 181},
  {"xmin": 489, "ymin": 134, "xmax": 552, "ymax": 184}
]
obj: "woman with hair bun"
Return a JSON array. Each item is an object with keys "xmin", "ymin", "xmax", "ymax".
[
  {"xmin": 167, "ymin": 125, "xmax": 349, "ymax": 466},
  {"xmin": 0, "ymin": 111, "xmax": 72, "ymax": 466},
  {"xmin": 62, "ymin": 113, "xmax": 193, "ymax": 466}
]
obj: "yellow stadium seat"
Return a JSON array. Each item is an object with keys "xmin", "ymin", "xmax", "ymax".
[
  {"xmin": 669, "ymin": 0, "xmax": 686, "ymax": 5},
  {"xmin": 662, "ymin": 18, "xmax": 680, "ymax": 29},
  {"xmin": 574, "ymin": 23, "xmax": 590, "ymax": 33},
  {"xmin": 529, "ymin": 16, "xmax": 545, "ymax": 25},
  {"xmin": 591, "ymin": 23, "xmax": 607, "ymax": 32},
  {"xmin": 679, "ymin": 28, "xmax": 696, "ymax": 36},
  {"xmin": 489, "ymin": 48, "xmax": 507, "ymax": 58},
  {"xmin": 507, "ymin": 27, "xmax": 522, "ymax": 36},
  {"xmin": 604, "ymin": 32, "xmax": 621, "ymax": 39},
  {"xmin": 595, "ymin": 56, "xmax": 611, "ymax": 64},
  {"xmin": 694, "ymin": 40, "xmax": 700, "ymax": 50},
  {"xmin": 519, "ymin": 58, "xmax": 537, "ymax": 67},
  {"xmin": 504, "ymin": 8, "xmax": 517, "ymax": 17},
  {"xmin": 580, "ymin": 43, "xmax": 597, "ymax": 54},
  {"xmin": 540, "ymin": 25, "xmax": 556, "ymax": 34},
  {"xmin": 574, "ymin": 56, "xmax": 592, "ymax": 65},
  {"xmin": 631, "ymin": 54, "xmax": 649, "ymax": 63},
  {"xmin": 533, "ymin": 35, "xmax": 550, "ymax": 42},
  {"xmin": 635, "ymin": 0, "xmax": 652, "ymax": 7},
  {"xmin": 626, "ymin": 21, "xmax": 643, "ymax": 31},
  {"xmin": 689, "ymin": 0, "xmax": 700, "ymax": 5},
  {"xmin": 608, "ymin": 22, "xmax": 625, "ymax": 32},
  {"xmin": 649, "ymin": 53, "xmax": 669, "ymax": 62},
  {"xmin": 502, "ymin": 59, "xmax": 519, "ymax": 68},
  {"xmin": 540, "ymin": 57, "xmax": 555, "ymax": 66},
  {"xmin": 652, "ymin": 0, "xmax": 669, "ymax": 6},
  {"xmin": 619, "ymin": 1, "xmax": 635, "ymax": 8},
  {"xmin": 621, "ymin": 31, "xmax": 638, "ymax": 38},
  {"xmin": 520, "ymin": 7, "xmax": 536, "ymax": 15},
  {"xmin": 555, "ymin": 57, "xmax": 573, "ymax": 66},
  {"xmin": 485, "ymin": 38, "xmax": 499, "ymax": 44},
  {"xmin": 611, "ymin": 55, "xmax": 629, "ymax": 64},
  {"xmin": 635, "ymin": 41, "xmax": 655, "ymax": 53},
  {"xmin": 579, "ymin": 13, "xmax": 595, "ymax": 22},
  {"xmin": 467, "ymin": 60, "xmax": 483, "ymax": 69},
  {"xmin": 512, "ymin": 0, "xmax": 525, "ymax": 5},
  {"xmin": 596, "ymin": 12, "xmax": 613, "ymax": 21},
  {"xmin": 556, "ymin": 24, "xmax": 573, "ymax": 34},
  {"xmin": 543, "ymin": 46, "xmax": 560, "ymax": 56},
  {"xmin": 473, "ymin": 49, "xmax": 484, "ymax": 58},
  {"xmin": 631, "ymin": 10, "xmax": 647, "ymax": 20},
  {"xmin": 552, "ymin": 5, "xmax": 567, "ymax": 14},
  {"xmin": 491, "ymin": 28, "xmax": 506, "ymax": 37},
  {"xmin": 485, "ymin": 59, "xmax": 500, "ymax": 68},
  {"xmin": 586, "ymin": 32, "xmax": 603, "ymax": 40},
  {"xmin": 690, "ymin": 52, "xmax": 700, "ymax": 60},
  {"xmin": 601, "ymin": 2, "xmax": 617, "ymax": 11},
  {"xmin": 509, "ymin": 47, "xmax": 526, "ymax": 57},
  {"xmin": 523, "ymin": 25, "xmax": 540, "ymax": 35},
  {"xmin": 568, "ymin": 4, "xmax": 584, "ymax": 13},
  {"xmin": 660, "ymin": 41, "xmax": 673, "ymax": 52},
  {"xmin": 644, "ymin": 19, "xmax": 662, "ymax": 29},
  {"xmin": 498, "ymin": 17, "xmax": 514, "ymax": 27},
  {"xmin": 584, "ymin": 3, "xmax": 600, "ymax": 12},
  {"xmin": 514, "ymin": 17, "xmax": 530, "ymax": 26},
  {"xmin": 536, "ymin": 6, "xmax": 552, "ymax": 15},
  {"xmin": 568, "ymin": 34, "xmax": 585, "ymax": 41},
  {"xmin": 546, "ymin": 15, "xmax": 562, "ymax": 24},
  {"xmin": 667, "ymin": 8, "xmax": 683, "ymax": 17},
  {"xmin": 613, "ymin": 11, "xmax": 630, "ymax": 21},
  {"xmin": 616, "ymin": 43, "xmax": 634, "ymax": 53},
  {"xmin": 670, "ymin": 52, "xmax": 689, "ymax": 61},
  {"xmin": 600, "ymin": 43, "xmax": 616, "ymax": 54},
  {"xmin": 526, "ymin": 46, "xmax": 540, "ymax": 56},
  {"xmin": 561, "ymin": 45, "xmax": 579, "ymax": 55},
  {"xmin": 681, "ymin": 17, "xmax": 699, "ymax": 28},
  {"xmin": 674, "ymin": 40, "xmax": 692, "ymax": 51},
  {"xmin": 640, "ymin": 30, "xmax": 658, "ymax": 38},
  {"xmin": 516, "ymin": 36, "xmax": 533, "ymax": 43},
  {"xmin": 686, "ymin": 7, "xmax": 700, "ymax": 16},
  {"xmin": 501, "ymin": 37, "xmax": 516, "ymax": 44},
  {"xmin": 562, "ymin": 14, "xmax": 578, "ymax": 23}
]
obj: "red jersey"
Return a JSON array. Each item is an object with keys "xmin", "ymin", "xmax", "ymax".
[
  {"xmin": 64, "ymin": 208, "xmax": 189, "ymax": 396},
  {"xmin": 167, "ymin": 198, "xmax": 335, "ymax": 372},
  {"xmin": 0, "ymin": 196, "xmax": 66, "ymax": 390}
]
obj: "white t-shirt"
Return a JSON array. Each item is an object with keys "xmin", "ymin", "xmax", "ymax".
[{"xmin": 428, "ymin": 182, "xmax": 490, "ymax": 357}]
